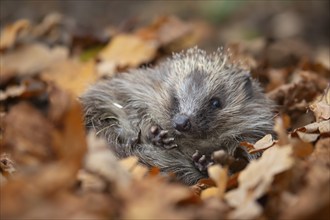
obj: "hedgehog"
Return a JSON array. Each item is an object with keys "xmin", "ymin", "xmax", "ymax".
[{"xmin": 81, "ymin": 47, "xmax": 274, "ymax": 185}]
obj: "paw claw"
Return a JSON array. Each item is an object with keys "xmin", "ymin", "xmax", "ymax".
[
  {"xmin": 159, "ymin": 130, "xmax": 168, "ymax": 137},
  {"xmin": 198, "ymin": 155, "xmax": 207, "ymax": 165},
  {"xmin": 166, "ymin": 144, "xmax": 178, "ymax": 149},
  {"xmin": 150, "ymin": 126, "xmax": 159, "ymax": 134},
  {"xmin": 149, "ymin": 125, "xmax": 175, "ymax": 149},
  {"xmin": 192, "ymin": 150, "xmax": 200, "ymax": 161},
  {"xmin": 163, "ymin": 137, "xmax": 174, "ymax": 144},
  {"xmin": 192, "ymin": 151, "xmax": 214, "ymax": 173}
]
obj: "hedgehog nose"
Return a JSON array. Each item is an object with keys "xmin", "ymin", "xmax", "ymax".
[{"xmin": 173, "ymin": 114, "xmax": 191, "ymax": 132}]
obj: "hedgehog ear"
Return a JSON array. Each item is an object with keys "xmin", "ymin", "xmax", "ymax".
[{"xmin": 242, "ymin": 72, "xmax": 254, "ymax": 99}]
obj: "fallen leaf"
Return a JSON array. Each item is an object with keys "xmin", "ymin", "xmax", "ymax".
[
  {"xmin": 41, "ymin": 59, "xmax": 97, "ymax": 97},
  {"xmin": 290, "ymin": 138, "xmax": 314, "ymax": 159},
  {"xmin": 309, "ymin": 86, "xmax": 330, "ymax": 121},
  {"xmin": 0, "ymin": 85, "xmax": 26, "ymax": 101},
  {"xmin": 84, "ymin": 133, "xmax": 131, "ymax": 191},
  {"xmin": 0, "ymin": 43, "xmax": 68, "ymax": 84},
  {"xmin": 0, "ymin": 19, "xmax": 30, "ymax": 51},
  {"xmin": 200, "ymin": 187, "xmax": 219, "ymax": 200},
  {"xmin": 225, "ymin": 145, "xmax": 294, "ymax": 219},
  {"xmin": 2, "ymin": 102, "xmax": 56, "ymax": 165},
  {"xmin": 241, "ymin": 134, "xmax": 276, "ymax": 154},
  {"xmin": 98, "ymin": 34, "xmax": 157, "ymax": 73},
  {"xmin": 123, "ymin": 178, "xmax": 195, "ymax": 220},
  {"xmin": 204, "ymin": 165, "xmax": 228, "ymax": 199},
  {"xmin": 136, "ymin": 16, "xmax": 192, "ymax": 46},
  {"xmin": 296, "ymin": 131, "xmax": 319, "ymax": 142},
  {"xmin": 0, "ymin": 153, "xmax": 16, "ymax": 179},
  {"xmin": 318, "ymin": 120, "xmax": 330, "ymax": 133},
  {"xmin": 274, "ymin": 116, "xmax": 290, "ymax": 145}
]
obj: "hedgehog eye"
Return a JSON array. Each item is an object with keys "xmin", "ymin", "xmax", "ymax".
[{"xmin": 210, "ymin": 97, "xmax": 222, "ymax": 109}]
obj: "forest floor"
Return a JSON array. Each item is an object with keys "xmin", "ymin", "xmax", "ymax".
[{"xmin": 0, "ymin": 6, "xmax": 329, "ymax": 220}]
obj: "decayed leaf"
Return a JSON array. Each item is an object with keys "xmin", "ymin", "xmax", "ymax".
[
  {"xmin": 0, "ymin": 19, "xmax": 30, "ymax": 51},
  {"xmin": 225, "ymin": 145, "xmax": 294, "ymax": 219},
  {"xmin": 97, "ymin": 34, "xmax": 157, "ymax": 75}
]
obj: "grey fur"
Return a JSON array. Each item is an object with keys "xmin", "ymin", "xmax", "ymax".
[{"xmin": 80, "ymin": 47, "xmax": 274, "ymax": 185}]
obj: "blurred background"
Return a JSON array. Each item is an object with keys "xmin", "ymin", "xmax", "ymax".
[{"xmin": 1, "ymin": 0, "xmax": 329, "ymax": 47}]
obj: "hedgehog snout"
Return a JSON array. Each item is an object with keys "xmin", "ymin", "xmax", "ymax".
[{"xmin": 172, "ymin": 114, "xmax": 191, "ymax": 132}]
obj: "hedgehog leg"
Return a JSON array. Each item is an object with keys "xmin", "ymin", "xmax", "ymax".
[
  {"xmin": 192, "ymin": 150, "xmax": 214, "ymax": 174},
  {"xmin": 149, "ymin": 125, "xmax": 177, "ymax": 149}
]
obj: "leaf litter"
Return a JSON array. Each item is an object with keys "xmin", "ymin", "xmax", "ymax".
[{"xmin": 0, "ymin": 14, "xmax": 329, "ymax": 220}]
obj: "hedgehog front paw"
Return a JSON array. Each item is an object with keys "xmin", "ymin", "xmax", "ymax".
[
  {"xmin": 149, "ymin": 125, "xmax": 177, "ymax": 149},
  {"xmin": 192, "ymin": 150, "xmax": 214, "ymax": 173}
]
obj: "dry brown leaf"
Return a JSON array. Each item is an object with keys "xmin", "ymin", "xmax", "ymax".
[
  {"xmin": 97, "ymin": 34, "xmax": 157, "ymax": 74},
  {"xmin": 310, "ymin": 87, "xmax": 330, "ymax": 121},
  {"xmin": 254, "ymin": 134, "xmax": 275, "ymax": 149},
  {"xmin": 201, "ymin": 165, "xmax": 228, "ymax": 199},
  {"xmin": 290, "ymin": 138, "xmax": 314, "ymax": 159},
  {"xmin": 200, "ymin": 187, "xmax": 219, "ymax": 200},
  {"xmin": 0, "ymin": 85, "xmax": 26, "ymax": 101},
  {"xmin": 190, "ymin": 178, "xmax": 215, "ymax": 196},
  {"xmin": 84, "ymin": 133, "xmax": 131, "ymax": 190},
  {"xmin": 0, "ymin": 88, "xmax": 88, "ymax": 219},
  {"xmin": 290, "ymin": 120, "xmax": 329, "ymax": 142},
  {"xmin": 280, "ymin": 139, "xmax": 330, "ymax": 220},
  {"xmin": 2, "ymin": 102, "xmax": 56, "ymax": 165},
  {"xmin": 119, "ymin": 156, "xmax": 149, "ymax": 181},
  {"xmin": 0, "ymin": 43, "xmax": 68, "ymax": 83},
  {"xmin": 123, "ymin": 178, "xmax": 195, "ymax": 220},
  {"xmin": 225, "ymin": 145, "xmax": 294, "ymax": 219},
  {"xmin": 318, "ymin": 120, "xmax": 330, "ymax": 133},
  {"xmin": 119, "ymin": 156, "xmax": 139, "ymax": 171},
  {"xmin": 302, "ymin": 121, "xmax": 322, "ymax": 132},
  {"xmin": 0, "ymin": 153, "xmax": 16, "ymax": 182},
  {"xmin": 136, "ymin": 16, "xmax": 192, "ymax": 48},
  {"xmin": 241, "ymin": 134, "xmax": 276, "ymax": 154},
  {"xmin": 31, "ymin": 13, "xmax": 63, "ymax": 38},
  {"xmin": 296, "ymin": 131, "xmax": 320, "ymax": 142},
  {"xmin": 274, "ymin": 116, "xmax": 290, "ymax": 145},
  {"xmin": 0, "ymin": 19, "xmax": 30, "ymax": 51},
  {"xmin": 41, "ymin": 59, "xmax": 97, "ymax": 97},
  {"xmin": 310, "ymin": 101, "xmax": 330, "ymax": 121},
  {"xmin": 77, "ymin": 169, "xmax": 107, "ymax": 192}
]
